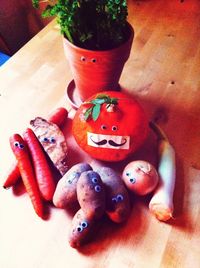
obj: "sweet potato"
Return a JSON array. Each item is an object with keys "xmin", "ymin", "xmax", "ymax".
[
  {"xmin": 53, "ymin": 163, "xmax": 92, "ymax": 208},
  {"xmin": 68, "ymin": 208, "xmax": 95, "ymax": 248},
  {"xmin": 77, "ymin": 170, "xmax": 106, "ymax": 220},
  {"xmin": 96, "ymin": 167, "xmax": 131, "ymax": 223}
]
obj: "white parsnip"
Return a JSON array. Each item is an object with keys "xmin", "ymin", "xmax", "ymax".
[{"xmin": 149, "ymin": 122, "xmax": 176, "ymax": 221}]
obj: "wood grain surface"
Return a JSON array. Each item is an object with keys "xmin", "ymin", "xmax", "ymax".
[{"xmin": 0, "ymin": 1, "xmax": 200, "ymax": 267}]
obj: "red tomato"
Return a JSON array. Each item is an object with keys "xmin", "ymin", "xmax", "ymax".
[{"xmin": 72, "ymin": 91, "xmax": 149, "ymax": 162}]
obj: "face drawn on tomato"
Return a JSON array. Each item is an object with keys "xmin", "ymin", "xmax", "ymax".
[{"xmin": 72, "ymin": 91, "xmax": 149, "ymax": 162}]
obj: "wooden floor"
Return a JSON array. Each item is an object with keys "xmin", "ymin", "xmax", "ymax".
[{"xmin": 0, "ymin": 0, "xmax": 200, "ymax": 267}]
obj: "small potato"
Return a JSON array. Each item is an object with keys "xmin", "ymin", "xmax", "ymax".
[
  {"xmin": 77, "ymin": 170, "xmax": 105, "ymax": 220},
  {"xmin": 96, "ymin": 167, "xmax": 131, "ymax": 223},
  {"xmin": 53, "ymin": 163, "xmax": 92, "ymax": 208},
  {"xmin": 122, "ymin": 160, "xmax": 159, "ymax": 196},
  {"xmin": 68, "ymin": 209, "xmax": 95, "ymax": 248}
]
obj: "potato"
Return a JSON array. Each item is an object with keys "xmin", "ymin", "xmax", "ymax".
[
  {"xmin": 77, "ymin": 170, "xmax": 106, "ymax": 220},
  {"xmin": 53, "ymin": 163, "xmax": 92, "ymax": 208},
  {"xmin": 95, "ymin": 167, "xmax": 131, "ymax": 223},
  {"xmin": 68, "ymin": 208, "xmax": 95, "ymax": 248}
]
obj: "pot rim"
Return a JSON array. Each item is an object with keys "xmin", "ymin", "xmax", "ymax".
[{"xmin": 62, "ymin": 22, "xmax": 134, "ymax": 54}]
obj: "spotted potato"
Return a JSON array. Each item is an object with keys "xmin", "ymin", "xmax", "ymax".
[
  {"xmin": 77, "ymin": 170, "xmax": 106, "ymax": 220},
  {"xmin": 53, "ymin": 163, "xmax": 92, "ymax": 208},
  {"xmin": 96, "ymin": 167, "xmax": 131, "ymax": 223},
  {"xmin": 68, "ymin": 208, "xmax": 95, "ymax": 248}
]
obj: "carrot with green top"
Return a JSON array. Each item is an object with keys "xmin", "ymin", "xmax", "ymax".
[
  {"xmin": 9, "ymin": 134, "xmax": 44, "ymax": 218},
  {"xmin": 23, "ymin": 128, "xmax": 55, "ymax": 201}
]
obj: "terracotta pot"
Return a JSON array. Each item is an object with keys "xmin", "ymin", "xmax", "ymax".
[{"xmin": 63, "ymin": 23, "xmax": 134, "ymax": 102}]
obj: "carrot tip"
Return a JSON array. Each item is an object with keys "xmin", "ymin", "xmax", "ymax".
[{"xmin": 3, "ymin": 185, "xmax": 10, "ymax": 190}]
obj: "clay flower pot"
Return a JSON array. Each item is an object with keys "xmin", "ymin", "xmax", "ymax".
[{"xmin": 63, "ymin": 23, "xmax": 134, "ymax": 105}]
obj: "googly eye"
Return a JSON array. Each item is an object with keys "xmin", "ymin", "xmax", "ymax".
[
  {"xmin": 112, "ymin": 126, "xmax": 118, "ymax": 131},
  {"xmin": 42, "ymin": 137, "xmax": 49, "ymax": 142},
  {"xmin": 130, "ymin": 178, "xmax": 136, "ymax": 184},
  {"xmin": 19, "ymin": 143, "xmax": 24, "ymax": 149},
  {"xmin": 92, "ymin": 177, "xmax": 98, "ymax": 184},
  {"xmin": 81, "ymin": 56, "xmax": 86, "ymax": 61},
  {"xmin": 112, "ymin": 197, "xmax": 117, "ymax": 203},
  {"xmin": 117, "ymin": 194, "xmax": 124, "ymax": 202},
  {"xmin": 14, "ymin": 141, "xmax": 20, "ymax": 147},
  {"xmin": 76, "ymin": 225, "xmax": 83, "ymax": 232},
  {"xmin": 50, "ymin": 137, "xmax": 56, "ymax": 143},
  {"xmin": 95, "ymin": 185, "xmax": 101, "ymax": 192},
  {"xmin": 81, "ymin": 221, "xmax": 88, "ymax": 228},
  {"xmin": 101, "ymin": 125, "xmax": 107, "ymax": 130},
  {"xmin": 91, "ymin": 58, "xmax": 97, "ymax": 63}
]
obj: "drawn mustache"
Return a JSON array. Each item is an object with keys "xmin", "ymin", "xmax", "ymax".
[{"xmin": 90, "ymin": 137, "xmax": 127, "ymax": 147}]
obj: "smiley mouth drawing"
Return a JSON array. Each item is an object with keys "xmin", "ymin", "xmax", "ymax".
[{"xmin": 87, "ymin": 132, "xmax": 130, "ymax": 150}]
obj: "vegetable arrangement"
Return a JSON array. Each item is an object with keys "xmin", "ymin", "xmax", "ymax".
[
  {"xmin": 53, "ymin": 165, "xmax": 131, "ymax": 247},
  {"xmin": 3, "ymin": 107, "xmax": 69, "ymax": 218},
  {"xmin": 3, "ymin": 104, "xmax": 176, "ymax": 247},
  {"xmin": 3, "ymin": 107, "xmax": 68, "ymax": 189}
]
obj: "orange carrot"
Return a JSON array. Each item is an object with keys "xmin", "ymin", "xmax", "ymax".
[
  {"xmin": 47, "ymin": 107, "xmax": 68, "ymax": 127},
  {"xmin": 3, "ymin": 107, "xmax": 68, "ymax": 189},
  {"xmin": 23, "ymin": 128, "xmax": 55, "ymax": 201},
  {"xmin": 9, "ymin": 134, "xmax": 44, "ymax": 218},
  {"xmin": 149, "ymin": 122, "xmax": 176, "ymax": 221},
  {"xmin": 3, "ymin": 162, "xmax": 21, "ymax": 189}
]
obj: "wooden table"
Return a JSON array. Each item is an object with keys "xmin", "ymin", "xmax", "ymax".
[{"xmin": 1, "ymin": 1, "xmax": 200, "ymax": 267}]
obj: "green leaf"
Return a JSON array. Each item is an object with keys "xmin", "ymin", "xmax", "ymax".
[
  {"xmin": 91, "ymin": 99, "xmax": 105, "ymax": 105},
  {"xmin": 110, "ymin": 97, "xmax": 118, "ymax": 104},
  {"xmin": 96, "ymin": 94, "xmax": 110, "ymax": 99},
  {"xmin": 84, "ymin": 106, "xmax": 93, "ymax": 121},
  {"xmin": 92, "ymin": 104, "xmax": 101, "ymax": 121}
]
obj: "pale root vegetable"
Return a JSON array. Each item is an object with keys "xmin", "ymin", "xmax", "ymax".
[
  {"xmin": 122, "ymin": 160, "xmax": 159, "ymax": 196},
  {"xmin": 53, "ymin": 163, "xmax": 92, "ymax": 208},
  {"xmin": 149, "ymin": 122, "xmax": 176, "ymax": 221},
  {"xmin": 95, "ymin": 167, "xmax": 131, "ymax": 223}
]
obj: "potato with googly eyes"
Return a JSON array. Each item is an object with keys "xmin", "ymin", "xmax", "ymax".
[
  {"xmin": 95, "ymin": 167, "xmax": 131, "ymax": 223},
  {"xmin": 68, "ymin": 208, "xmax": 95, "ymax": 248},
  {"xmin": 77, "ymin": 170, "xmax": 106, "ymax": 220},
  {"xmin": 53, "ymin": 163, "xmax": 92, "ymax": 208}
]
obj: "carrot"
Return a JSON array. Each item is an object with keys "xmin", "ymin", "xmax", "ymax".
[
  {"xmin": 23, "ymin": 128, "xmax": 55, "ymax": 201},
  {"xmin": 3, "ymin": 107, "xmax": 68, "ymax": 189},
  {"xmin": 47, "ymin": 107, "xmax": 68, "ymax": 127},
  {"xmin": 149, "ymin": 122, "xmax": 176, "ymax": 221},
  {"xmin": 9, "ymin": 134, "xmax": 44, "ymax": 218},
  {"xmin": 3, "ymin": 162, "xmax": 21, "ymax": 189}
]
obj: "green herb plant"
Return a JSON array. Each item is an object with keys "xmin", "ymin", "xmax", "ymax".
[
  {"xmin": 32, "ymin": 0, "xmax": 128, "ymax": 50},
  {"xmin": 84, "ymin": 94, "xmax": 118, "ymax": 121}
]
